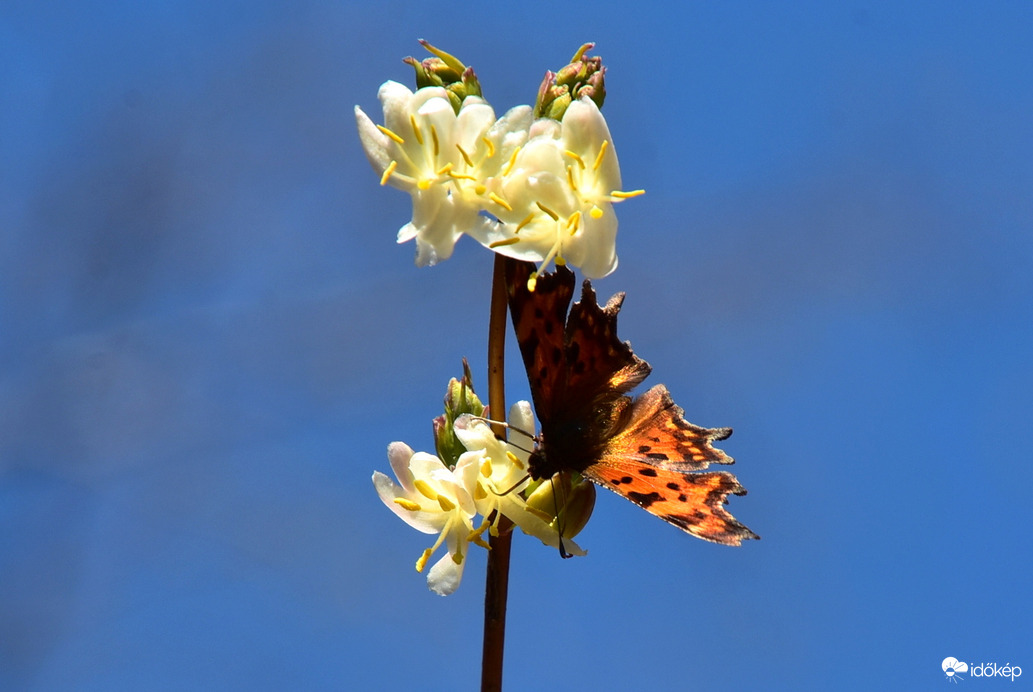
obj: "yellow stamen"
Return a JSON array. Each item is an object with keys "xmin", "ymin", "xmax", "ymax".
[
  {"xmin": 514, "ymin": 212, "xmax": 535, "ymax": 233},
  {"xmin": 527, "ymin": 272, "xmax": 538, "ymax": 292},
  {"xmin": 611, "ymin": 189, "xmax": 646, "ymax": 199},
  {"xmin": 474, "ymin": 484, "xmax": 488, "ymax": 500},
  {"xmin": 555, "ymin": 255, "xmax": 566, "ymax": 266},
  {"xmin": 563, "ymin": 150, "xmax": 586, "ymax": 169},
  {"xmin": 566, "ymin": 165, "xmax": 579, "ymax": 192},
  {"xmin": 415, "ymin": 515, "xmax": 458, "ymax": 573},
  {"xmin": 436, "ymin": 162, "xmax": 453, "ymax": 177},
  {"xmin": 589, "ymin": 205, "xmax": 604, "ymax": 219},
  {"xmin": 415, "ymin": 548, "xmax": 433, "ymax": 573},
  {"xmin": 532, "ymin": 229, "xmax": 566, "ymax": 284},
  {"xmin": 489, "ymin": 237, "xmax": 521, "ymax": 248},
  {"xmin": 536, "ymin": 202, "xmax": 559, "ymax": 221},
  {"xmin": 414, "ymin": 479, "xmax": 438, "ymax": 501},
  {"xmin": 377, "ymin": 124, "xmax": 405, "ymax": 145},
  {"xmin": 393, "ymin": 497, "xmax": 421, "ymax": 511},
  {"xmin": 481, "ymin": 459, "xmax": 493, "ymax": 477},
  {"xmin": 567, "ymin": 211, "xmax": 582, "ymax": 235},
  {"xmin": 451, "ymin": 546, "xmax": 464, "ymax": 565},
  {"xmin": 489, "ymin": 192, "xmax": 513, "ymax": 212},
  {"xmin": 482, "ymin": 136, "xmax": 495, "ymax": 157},
  {"xmin": 456, "ymin": 143, "xmax": 473, "ymax": 167},
  {"xmin": 474, "ymin": 183, "xmax": 487, "ymax": 195},
  {"xmin": 448, "ymin": 171, "xmax": 477, "ymax": 182},
  {"xmin": 506, "ymin": 450, "xmax": 524, "ymax": 469},
  {"xmin": 437, "ymin": 494, "xmax": 456, "ymax": 512},
  {"xmin": 409, "ymin": 115, "xmax": 423, "ymax": 145},
  {"xmin": 417, "ymin": 178, "xmax": 432, "ymax": 191},
  {"xmin": 502, "ymin": 146, "xmax": 521, "ymax": 176},
  {"xmin": 430, "ymin": 125, "xmax": 440, "ymax": 158},
  {"xmin": 592, "ymin": 140, "xmax": 609, "ymax": 171},
  {"xmin": 469, "ymin": 520, "xmax": 492, "ymax": 549},
  {"xmin": 379, "ymin": 160, "xmax": 398, "ymax": 186}
]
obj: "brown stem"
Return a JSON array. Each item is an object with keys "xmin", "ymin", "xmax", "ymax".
[{"xmin": 481, "ymin": 254, "xmax": 513, "ymax": 692}]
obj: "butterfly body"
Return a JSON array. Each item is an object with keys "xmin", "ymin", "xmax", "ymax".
[{"xmin": 507, "ymin": 260, "xmax": 758, "ymax": 546}]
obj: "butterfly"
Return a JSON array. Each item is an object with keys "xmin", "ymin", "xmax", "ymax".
[{"xmin": 506, "ymin": 259, "xmax": 758, "ymax": 547}]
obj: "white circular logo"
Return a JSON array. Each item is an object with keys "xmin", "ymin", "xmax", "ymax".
[{"xmin": 942, "ymin": 657, "xmax": 968, "ymax": 682}]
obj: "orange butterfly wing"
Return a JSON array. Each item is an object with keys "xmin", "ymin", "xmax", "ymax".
[
  {"xmin": 586, "ymin": 385, "xmax": 758, "ymax": 545},
  {"xmin": 506, "ymin": 260, "xmax": 648, "ymax": 451},
  {"xmin": 506, "ymin": 258, "xmax": 757, "ymax": 545}
]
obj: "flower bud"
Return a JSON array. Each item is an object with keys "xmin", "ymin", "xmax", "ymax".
[
  {"xmin": 433, "ymin": 359, "xmax": 486, "ymax": 468},
  {"xmin": 534, "ymin": 43, "xmax": 606, "ymax": 120},
  {"xmin": 524, "ymin": 471, "xmax": 596, "ymax": 538},
  {"xmin": 404, "ymin": 40, "xmax": 483, "ymax": 114}
]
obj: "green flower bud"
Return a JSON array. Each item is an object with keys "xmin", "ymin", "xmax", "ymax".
[
  {"xmin": 524, "ymin": 471, "xmax": 596, "ymax": 538},
  {"xmin": 433, "ymin": 359, "xmax": 485, "ymax": 468},
  {"xmin": 403, "ymin": 40, "xmax": 483, "ymax": 114},
  {"xmin": 534, "ymin": 43, "xmax": 606, "ymax": 120}
]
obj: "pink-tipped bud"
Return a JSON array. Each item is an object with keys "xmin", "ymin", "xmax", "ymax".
[
  {"xmin": 534, "ymin": 43, "xmax": 606, "ymax": 120},
  {"xmin": 404, "ymin": 40, "xmax": 483, "ymax": 114}
]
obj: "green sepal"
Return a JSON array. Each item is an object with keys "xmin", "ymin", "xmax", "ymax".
[
  {"xmin": 534, "ymin": 43, "xmax": 606, "ymax": 120},
  {"xmin": 433, "ymin": 358, "xmax": 486, "ymax": 468},
  {"xmin": 404, "ymin": 40, "xmax": 483, "ymax": 115}
]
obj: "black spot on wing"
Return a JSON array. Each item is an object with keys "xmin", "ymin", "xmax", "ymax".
[
  {"xmin": 627, "ymin": 491, "xmax": 663, "ymax": 508},
  {"xmin": 637, "ymin": 468, "xmax": 658, "ymax": 477}
]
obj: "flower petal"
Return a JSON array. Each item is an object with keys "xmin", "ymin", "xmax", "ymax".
[
  {"xmin": 561, "ymin": 97, "xmax": 622, "ymax": 190},
  {"xmin": 503, "ymin": 496, "xmax": 587, "ymax": 557},
  {"xmin": 386, "ymin": 441, "xmax": 417, "ymax": 493},
  {"xmin": 426, "ymin": 546, "xmax": 464, "ymax": 595},
  {"xmin": 371, "ymin": 471, "xmax": 441, "ymax": 534},
  {"xmin": 563, "ymin": 203, "xmax": 618, "ymax": 279},
  {"xmin": 407, "ymin": 451, "xmax": 451, "ymax": 482},
  {"xmin": 354, "ymin": 105, "xmax": 393, "ymax": 175},
  {"xmin": 401, "ymin": 187, "xmax": 464, "ymax": 266},
  {"xmin": 507, "ymin": 401, "xmax": 535, "ymax": 457}
]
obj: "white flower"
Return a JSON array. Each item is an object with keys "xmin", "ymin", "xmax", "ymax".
[
  {"xmin": 468, "ymin": 97, "xmax": 642, "ymax": 286},
  {"xmin": 372, "ymin": 441, "xmax": 482, "ymax": 595},
  {"xmin": 357, "ymin": 81, "xmax": 641, "ymax": 281},
  {"xmin": 355, "ymin": 81, "xmax": 532, "ymax": 266},
  {"xmin": 453, "ymin": 403, "xmax": 586, "ymax": 556}
]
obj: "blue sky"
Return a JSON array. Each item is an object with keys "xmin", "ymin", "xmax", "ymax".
[{"xmin": 2, "ymin": 2, "xmax": 1031, "ymax": 690}]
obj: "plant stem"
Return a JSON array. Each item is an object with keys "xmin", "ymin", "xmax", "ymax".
[{"xmin": 481, "ymin": 254, "xmax": 513, "ymax": 692}]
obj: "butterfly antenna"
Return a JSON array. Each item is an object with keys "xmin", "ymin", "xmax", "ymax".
[
  {"xmin": 496, "ymin": 473, "xmax": 531, "ymax": 497},
  {"xmin": 466, "ymin": 415, "xmax": 536, "ymax": 455}
]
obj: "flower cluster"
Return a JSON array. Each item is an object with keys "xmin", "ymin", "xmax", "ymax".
[
  {"xmin": 355, "ymin": 45, "xmax": 642, "ymax": 286},
  {"xmin": 364, "ymin": 44, "xmax": 624, "ymax": 596},
  {"xmin": 373, "ymin": 402, "xmax": 585, "ymax": 595}
]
